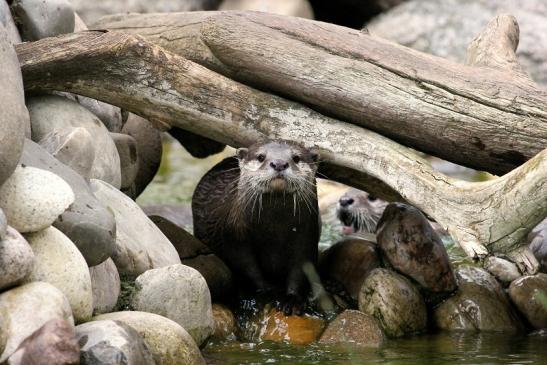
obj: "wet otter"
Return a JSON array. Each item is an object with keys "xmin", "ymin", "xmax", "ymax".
[
  {"xmin": 336, "ymin": 188, "xmax": 388, "ymax": 235},
  {"xmin": 192, "ymin": 140, "xmax": 320, "ymax": 315}
]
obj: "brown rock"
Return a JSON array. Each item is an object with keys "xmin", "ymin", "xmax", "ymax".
[
  {"xmin": 8, "ymin": 319, "xmax": 79, "ymax": 365},
  {"xmin": 319, "ymin": 310, "xmax": 384, "ymax": 347},
  {"xmin": 508, "ymin": 274, "xmax": 547, "ymax": 330},
  {"xmin": 211, "ymin": 304, "xmax": 236, "ymax": 340}
]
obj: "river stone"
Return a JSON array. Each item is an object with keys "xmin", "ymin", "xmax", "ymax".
[
  {"xmin": 319, "ymin": 310, "xmax": 385, "ymax": 347},
  {"xmin": 38, "ymin": 127, "xmax": 95, "ymax": 179},
  {"xmin": 318, "ymin": 238, "xmax": 380, "ymax": 301},
  {"xmin": 92, "ymin": 311, "xmax": 205, "ymax": 365},
  {"xmin": 529, "ymin": 219, "xmax": 547, "ymax": 272},
  {"xmin": 358, "ymin": 268, "xmax": 427, "ymax": 338},
  {"xmin": 149, "ymin": 215, "xmax": 233, "ymax": 300},
  {"xmin": 367, "ymin": 0, "xmax": 547, "ymax": 88},
  {"xmin": 0, "ymin": 165, "xmax": 74, "ymax": 233},
  {"xmin": 0, "ymin": 282, "xmax": 74, "ymax": 362},
  {"xmin": 121, "ymin": 113, "xmax": 162, "ymax": 199},
  {"xmin": 0, "ymin": 226, "xmax": 34, "ymax": 291},
  {"xmin": 76, "ymin": 320, "xmax": 155, "ymax": 365},
  {"xmin": 90, "ymin": 258, "xmax": 120, "ymax": 315},
  {"xmin": 8, "ymin": 318, "xmax": 79, "ymax": 365},
  {"xmin": 434, "ymin": 266, "xmax": 523, "ymax": 332},
  {"xmin": 131, "ymin": 264, "xmax": 213, "ymax": 346},
  {"xmin": 508, "ymin": 274, "xmax": 547, "ymax": 330},
  {"xmin": 10, "ymin": 0, "xmax": 75, "ymax": 41},
  {"xmin": 211, "ymin": 304, "xmax": 236, "ymax": 340},
  {"xmin": 23, "ymin": 226, "xmax": 93, "ymax": 323},
  {"xmin": 0, "ymin": 26, "xmax": 28, "ymax": 186},
  {"xmin": 27, "ymin": 95, "xmax": 122, "ymax": 188},
  {"xmin": 142, "ymin": 203, "xmax": 193, "ymax": 230},
  {"xmin": 376, "ymin": 203, "xmax": 457, "ymax": 297},
  {"xmin": 0, "ymin": 208, "xmax": 6, "ymax": 239},
  {"xmin": 110, "ymin": 133, "xmax": 138, "ymax": 190},
  {"xmin": 484, "ymin": 256, "xmax": 522, "ymax": 285},
  {"xmin": 76, "ymin": 95, "xmax": 123, "ymax": 132},
  {"xmin": 1, "ymin": 0, "xmax": 21, "ymax": 44},
  {"xmin": 90, "ymin": 179, "xmax": 181, "ymax": 275},
  {"xmin": 21, "ymin": 139, "xmax": 116, "ymax": 266}
]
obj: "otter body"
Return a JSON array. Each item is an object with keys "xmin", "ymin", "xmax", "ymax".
[{"xmin": 192, "ymin": 141, "xmax": 320, "ymax": 314}]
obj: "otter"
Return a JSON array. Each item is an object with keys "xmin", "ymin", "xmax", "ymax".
[
  {"xmin": 192, "ymin": 140, "xmax": 320, "ymax": 315},
  {"xmin": 336, "ymin": 188, "xmax": 388, "ymax": 235}
]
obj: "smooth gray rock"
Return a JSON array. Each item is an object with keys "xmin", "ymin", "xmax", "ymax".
[
  {"xmin": 529, "ymin": 219, "xmax": 547, "ymax": 272},
  {"xmin": 23, "ymin": 226, "xmax": 93, "ymax": 323},
  {"xmin": 90, "ymin": 179, "xmax": 180, "ymax": 275},
  {"xmin": 21, "ymin": 139, "xmax": 116, "ymax": 266},
  {"xmin": 0, "ymin": 282, "xmax": 74, "ymax": 362},
  {"xmin": 10, "ymin": 0, "xmax": 75, "ymax": 41},
  {"xmin": 484, "ymin": 256, "xmax": 522, "ymax": 285},
  {"xmin": 367, "ymin": 0, "xmax": 547, "ymax": 88},
  {"xmin": 0, "ymin": 25, "xmax": 26, "ymax": 186},
  {"xmin": 509, "ymin": 274, "xmax": 547, "ymax": 330},
  {"xmin": 0, "ymin": 0, "xmax": 22, "ymax": 44},
  {"xmin": 131, "ymin": 264, "xmax": 213, "ymax": 346},
  {"xmin": 110, "ymin": 133, "xmax": 139, "ymax": 190},
  {"xmin": 76, "ymin": 95, "xmax": 123, "ymax": 132},
  {"xmin": 38, "ymin": 127, "xmax": 95, "ymax": 179},
  {"xmin": 0, "ymin": 165, "xmax": 74, "ymax": 233},
  {"xmin": 0, "ymin": 226, "xmax": 34, "ymax": 291},
  {"xmin": 76, "ymin": 320, "xmax": 155, "ymax": 365},
  {"xmin": 90, "ymin": 258, "xmax": 120, "ymax": 315},
  {"xmin": 121, "ymin": 114, "xmax": 162, "ymax": 199},
  {"xmin": 28, "ymin": 95, "xmax": 122, "ymax": 188},
  {"xmin": 0, "ymin": 208, "xmax": 7, "ymax": 239}
]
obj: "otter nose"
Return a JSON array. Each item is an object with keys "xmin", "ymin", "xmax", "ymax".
[
  {"xmin": 339, "ymin": 197, "xmax": 354, "ymax": 207},
  {"xmin": 270, "ymin": 160, "xmax": 289, "ymax": 172}
]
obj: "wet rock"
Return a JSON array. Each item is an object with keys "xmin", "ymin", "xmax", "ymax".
[
  {"xmin": 21, "ymin": 139, "xmax": 116, "ymax": 267},
  {"xmin": 484, "ymin": 256, "xmax": 521, "ymax": 285},
  {"xmin": 0, "ymin": 165, "xmax": 74, "ymax": 233},
  {"xmin": 367, "ymin": 0, "xmax": 547, "ymax": 88},
  {"xmin": 0, "ymin": 282, "xmax": 74, "ymax": 362},
  {"xmin": 142, "ymin": 203, "xmax": 193, "ymax": 230},
  {"xmin": 508, "ymin": 274, "xmax": 547, "ymax": 330},
  {"xmin": 211, "ymin": 304, "xmax": 236, "ymax": 340},
  {"xmin": 38, "ymin": 127, "xmax": 95, "ymax": 179},
  {"xmin": 76, "ymin": 320, "xmax": 155, "ymax": 365},
  {"xmin": 168, "ymin": 128, "xmax": 225, "ymax": 158},
  {"xmin": 76, "ymin": 95, "xmax": 123, "ymax": 132},
  {"xmin": 318, "ymin": 238, "xmax": 380, "ymax": 300},
  {"xmin": 110, "ymin": 133, "xmax": 139, "ymax": 190},
  {"xmin": 8, "ymin": 318, "xmax": 79, "ymax": 365},
  {"xmin": 23, "ymin": 226, "xmax": 93, "ymax": 323},
  {"xmin": 319, "ymin": 309, "xmax": 385, "ymax": 347},
  {"xmin": 149, "ymin": 215, "xmax": 232, "ymax": 300},
  {"xmin": 90, "ymin": 258, "xmax": 120, "ymax": 315},
  {"xmin": 92, "ymin": 311, "xmax": 205, "ymax": 365},
  {"xmin": 376, "ymin": 203, "xmax": 457, "ymax": 296},
  {"xmin": 121, "ymin": 114, "xmax": 162, "ymax": 199},
  {"xmin": 0, "ymin": 26, "xmax": 28, "ymax": 186},
  {"xmin": 10, "ymin": 0, "xmax": 75, "ymax": 41},
  {"xmin": 89, "ymin": 179, "xmax": 181, "ymax": 275},
  {"xmin": 1, "ymin": 0, "xmax": 22, "ymax": 44},
  {"xmin": 434, "ymin": 266, "xmax": 523, "ymax": 332},
  {"xmin": 131, "ymin": 264, "xmax": 213, "ymax": 346},
  {"xmin": 28, "ymin": 95, "xmax": 122, "ymax": 188},
  {"xmin": 529, "ymin": 219, "xmax": 547, "ymax": 272},
  {"xmin": 0, "ymin": 226, "xmax": 34, "ymax": 291},
  {"xmin": 358, "ymin": 268, "xmax": 427, "ymax": 338}
]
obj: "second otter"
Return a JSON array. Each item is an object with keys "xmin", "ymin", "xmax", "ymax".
[{"xmin": 192, "ymin": 140, "xmax": 320, "ymax": 315}]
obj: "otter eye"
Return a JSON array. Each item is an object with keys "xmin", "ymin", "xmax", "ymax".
[
  {"xmin": 368, "ymin": 195, "xmax": 377, "ymax": 202},
  {"xmin": 292, "ymin": 155, "xmax": 300, "ymax": 164},
  {"xmin": 257, "ymin": 154, "xmax": 265, "ymax": 162}
]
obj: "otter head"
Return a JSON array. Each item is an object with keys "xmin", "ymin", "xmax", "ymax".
[
  {"xmin": 336, "ymin": 188, "xmax": 388, "ymax": 234},
  {"xmin": 236, "ymin": 140, "xmax": 319, "ymax": 195}
]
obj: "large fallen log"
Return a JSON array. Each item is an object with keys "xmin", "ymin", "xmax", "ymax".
[
  {"xmin": 16, "ymin": 30, "xmax": 546, "ymax": 272},
  {"xmin": 92, "ymin": 11, "xmax": 547, "ymax": 176}
]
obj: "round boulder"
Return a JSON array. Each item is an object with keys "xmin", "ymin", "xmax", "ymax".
[
  {"xmin": 0, "ymin": 226, "xmax": 34, "ymax": 291},
  {"xmin": 358, "ymin": 268, "xmax": 427, "ymax": 338},
  {"xmin": 508, "ymin": 274, "xmax": 547, "ymax": 330},
  {"xmin": 319, "ymin": 309, "xmax": 385, "ymax": 348},
  {"xmin": 131, "ymin": 264, "xmax": 213, "ymax": 346},
  {"xmin": 10, "ymin": 0, "xmax": 75, "ymax": 41},
  {"xmin": 109, "ymin": 132, "xmax": 139, "ymax": 190},
  {"xmin": 90, "ymin": 258, "xmax": 121, "ymax": 315},
  {"xmin": 211, "ymin": 304, "xmax": 236, "ymax": 340},
  {"xmin": 0, "ymin": 165, "xmax": 74, "ymax": 233}
]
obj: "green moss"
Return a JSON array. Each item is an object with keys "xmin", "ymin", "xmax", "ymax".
[{"xmin": 114, "ymin": 273, "xmax": 138, "ymax": 311}]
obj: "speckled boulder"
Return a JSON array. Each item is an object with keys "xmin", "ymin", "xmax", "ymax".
[
  {"xmin": 508, "ymin": 274, "xmax": 547, "ymax": 330},
  {"xmin": 0, "ymin": 282, "xmax": 74, "ymax": 362},
  {"xmin": 92, "ymin": 311, "xmax": 205, "ymax": 365},
  {"xmin": 131, "ymin": 264, "xmax": 213, "ymax": 346},
  {"xmin": 10, "ymin": 0, "xmax": 75, "ymax": 41},
  {"xmin": 23, "ymin": 226, "xmax": 93, "ymax": 323},
  {"xmin": 0, "ymin": 165, "xmax": 74, "ymax": 233},
  {"xmin": 90, "ymin": 258, "xmax": 120, "ymax": 315},
  {"xmin": 319, "ymin": 310, "xmax": 385, "ymax": 347},
  {"xmin": 0, "ymin": 226, "xmax": 34, "ymax": 291},
  {"xmin": 358, "ymin": 268, "xmax": 427, "ymax": 338},
  {"xmin": 211, "ymin": 304, "xmax": 236, "ymax": 340},
  {"xmin": 76, "ymin": 320, "xmax": 155, "ymax": 365}
]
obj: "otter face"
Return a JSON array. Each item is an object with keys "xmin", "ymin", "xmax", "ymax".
[
  {"xmin": 236, "ymin": 141, "xmax": 319, "ymax": 194},
  {"xmin": 336, "ymin": 188, "xmax": 388, "ymax": 234}
]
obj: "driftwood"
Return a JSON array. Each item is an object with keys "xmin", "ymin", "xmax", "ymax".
[
  {"xmin": 16, "ymin": 27, "xmax": 546, "ymax": 272},
  {"xmin": 92, "ymin": 11, "xmax": 547, "ymax": 176}
]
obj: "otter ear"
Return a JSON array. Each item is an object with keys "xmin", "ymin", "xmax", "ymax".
[{"xmin": 236, "ymin": 148, "xmax": 248, "ymax": 160}]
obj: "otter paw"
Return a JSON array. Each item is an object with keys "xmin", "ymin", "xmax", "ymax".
[{"xmin": 277, "ymin": 294, "xmax": 305, "ymax": 316}]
